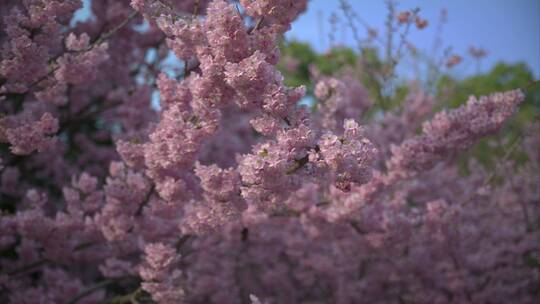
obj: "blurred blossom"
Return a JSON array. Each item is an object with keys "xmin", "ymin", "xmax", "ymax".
[{"xmin": 445, "ymin": 54, "xmax": 463, "ymax": 68}]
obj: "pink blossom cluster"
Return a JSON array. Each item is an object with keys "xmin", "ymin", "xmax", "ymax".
[
  {"xmin": 387, "ymin": 89, "xmax": 524, "ymax": 179},
  {"xmin": 0, "ymin": 1, "xmax": 538, "ymax": 303}
]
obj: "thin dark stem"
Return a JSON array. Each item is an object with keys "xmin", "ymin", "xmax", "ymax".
[
  {"xmin": 393, "ymin": 10, "xmax": 418, "ymax": 68},
  {"xmin": 285, "ymin": 153, "xmax": 310, "ymax": 175},
  {"xmin": 285, "ymin": 145, "xmax": 320, "ymax": 175},
  {"xmin": 87, "ymin": 10, "xmax": 139, "ymax": 52},
  {"xmin": 175, "ymin": 234, "xmax": 192, "ymax": 251},
  {"xmin": 385, "ymin": 0, "xmax": 395, "ymax": 63},
  {"xmin": 126, "ymin": 186, "xmax": 156, "ymax": 233},
  {"xmin": 524, "ymin": 79, "xmax": 540, "ymax": 91},
  {"xmin": 156, "ymin": 0, "xmax": 191, "ymax": 21},
  {"xmin": 0, "ymin": 10, "xmax": 139, "ymax": 97},
  {"xmin": 481, "ymin": 133, "xmax": 524, "ymax": 187},
  {"xmin": 6, "ymin": 258, "xmax": 49, "ymax": 276},
  {"xmin": 1, "ymin": 240, "xmax": 99, "ymax": 277},
  {"xmin": 106, "ymin": 287, "xmax": 144, "ymax": 304},
  {"xmin": 247, "ymin": 17, "xmax": 264, "ymax": 34},
  {"xmin": 66, "ymin": 278, "xmax": 119, "ymax": 304},
  {"xmin": 193, "ymin": 0, "xmax": 201, "ymax": 17},
  {"xmin": 59, "ymin": 99, "xmax": 124, "ymax": 133},
  {"xmin": 103, "ymin": 236, "xmax": 191, "ymax": 303},
  {"xmin": 135, "ymin": 186, "xmax": 155, "ymax": 216},
  {"xmin": 338, "ymin": 0, "xmax": 363, "ymax": 51},
  {"xmin": 463, "ymin": 127, "xmax": 534, "ymax": 206},
  {"xmin": 182, "ymin": 58, "xmax": 201, "ymax": 79}
]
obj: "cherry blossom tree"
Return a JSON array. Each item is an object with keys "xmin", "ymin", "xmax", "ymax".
[{"xmin": 0, "ymin": 1, "xmax": 538, "ymax": 303}]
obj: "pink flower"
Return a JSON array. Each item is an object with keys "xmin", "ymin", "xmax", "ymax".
[{"xmin": 396, "ymin": 11, "xmax": 411, "ymax": 23}]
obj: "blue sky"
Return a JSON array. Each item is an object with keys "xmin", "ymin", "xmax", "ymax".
[{"xmin": 286, "ymin": 0, "xmax": 540, "ymax": 78}]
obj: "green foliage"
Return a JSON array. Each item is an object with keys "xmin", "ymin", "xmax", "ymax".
[
  {"xmin": 277, "ymin": 41, "xmax": 412, "ymax": 111},
  {"xmin": 278, "ymin": 40, "xmax": 356, "ymax": 90},
  {"xmin": 315, "ymin": 46, "xmax": 357, "ymax": 75},
  {"xmin": 277, "ymin": 40, "xmax": 317, "ymax": 88},
  {"xmin": 436, "ymin": 62, "xmax": 538, "ymax": 110}
]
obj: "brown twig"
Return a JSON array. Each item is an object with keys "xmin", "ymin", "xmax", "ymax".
[
  {"xmin": 285, "ymin": 145, "xmax": 320, "ymax": 175},
  {"xmin": 85, "ymin": 10, "xmax": 139, "ymax": 52},
  {"xmin": 5, "ymin": 258, "xmax": 50, "ymax": 277},
  {"xmin": 135, "ymin": 185, "xmax": 155, "ymax": 216},
  {"xmin": 106, "ymin": 287, "xmax": 145, "ymax": 304},
  {"xmin": 66, "ymin": 278, "xmax": 120, "ymax": 304},
  {"xmin": 247, "ymin": 17, "xmax": 265, "ymax": 34},
  {"xmin": 1, "ymin": 239, "xmax": 99, "ymax": 277},
  {"xmin": 0, "ymin": 10, "xmax": 139, "ymax": 97},
  {"xmin": 463, "ymin": 124, "xmax": 535, "ymax": 206},
  {"xmin": 193, "ymin": 0, "xmax": 201, "ymax": 17}
]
